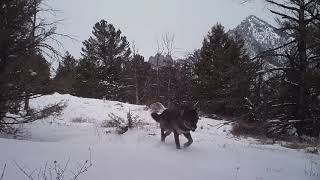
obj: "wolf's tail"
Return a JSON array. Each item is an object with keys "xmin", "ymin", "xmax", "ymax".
[{"xmin": 151, "ymin": 112, "xmax": 161, "ymax": 123}]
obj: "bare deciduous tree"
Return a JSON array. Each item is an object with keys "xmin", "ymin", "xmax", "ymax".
[
  {"xmin": 131, "ymin": 41, "xmax": 140, "ymax": 104},
  {"xmin": 0, "ymin": 164, "xmax": 6, "ymax": 180},
  {"xmin": 162, "ymin": 32, "xmax": 176, "ymax": 57}
]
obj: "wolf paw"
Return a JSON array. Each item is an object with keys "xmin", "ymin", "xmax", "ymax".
[{"xmin": 183, "ymin": 142, "xmax": 193, "ymax": 148}]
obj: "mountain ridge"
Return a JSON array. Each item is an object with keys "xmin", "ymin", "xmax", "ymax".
[{"xmin": 229, "ymin": 15, "xmax": 289, "ymax": 67}]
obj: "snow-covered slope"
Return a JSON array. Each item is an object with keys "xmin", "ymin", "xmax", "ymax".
[
  {"xmin": 229, "ymin": 15, "xmax": 289, "ymax": 68},
  {"xmin": 0, "ymin": 93, "xmax": 319, "ymax": 180}
]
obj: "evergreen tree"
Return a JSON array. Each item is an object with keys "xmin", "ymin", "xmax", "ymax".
[
  {"xmin": 257, "ymin": 0, "xmax": 320, "ymax": 136},
  {"xmin": 0, "ymin": 0, "xmax": 55, "ymax": 124},
  {"xmin": 195, "ymin": 24, "xmax": 256, "ymax": 116},
  {"xmin": 77, "ymin": 20, "xmax": 131, "ymax": 99},
  {"xmin": 121, "ymin": 54, "xmax": 152, "ymax": 104},
  {"xmin": 0, "ymin": 0, "xmax": 34, "ymax": 71},
  {"xmin": 74, "ymin": 57, "xmax": 100, "ymax": 98},
  {"xmin": 173, "ymin": 51, "xmax": 200, "ymax": 107},
  {"xmin": 55, "ymin": 52, "xmax": 78, "ymax": 94}
]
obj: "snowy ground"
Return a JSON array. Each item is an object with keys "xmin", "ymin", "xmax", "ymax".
[{"xmin": 0, "ymin": 93, "xmax": 319, "ymax": 180}]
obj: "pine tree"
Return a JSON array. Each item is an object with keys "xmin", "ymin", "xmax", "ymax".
[
  {"xmin": 55, "ymin": 52, "xmax": 77, "ymax": 94},
  {"xmin": 74, "ymin": 57, "xmax": 100, "ymax": 98},
  {"xmin": 56, "ymin": 52, "xmax": 77, "ymax": 77},
  {"xmin": 78, "ymin": 20, "xmax": 131, "ymax": 99},
  {"xmin": 195, "ymin": 24, "xmax": 256, "ymax": 115},
  {"xmin": 176, "ymin": 50, "xmax": 201, "ymax": 106},
  {"xmin": 0, "ymin": 0, "xmax": 55, "ymax": 123},
  {"xmin": 259, "ymin": 0, "xmax": 320, "ymax": 136},
  {"xmin": 0, "ymin": 0, "xmax": 34, "ymax": 70},
  {"xmin": 121, "ymin": 54, "xmax": 152, "ymax": 104},
  {"xmin": 169, "ymin": 58, "xmax": 196, "ymax": 108}
]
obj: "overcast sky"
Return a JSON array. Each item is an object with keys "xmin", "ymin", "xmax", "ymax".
[{"xmin": 48, "ymin": 0, "xmax": 274, "ymax": 60}]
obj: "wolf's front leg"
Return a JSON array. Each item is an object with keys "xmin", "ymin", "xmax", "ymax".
[
  {"xmin": 161, "ymin": 128, "xmax": 171, "ymax": 142},
  {"xmin": 183, "ymin": 132, "xmax": 193, "ymax": 148},
  {"xmin": 161, "ymin": 128, "xmax": 165, "ymax": 142},
  {"xmin": 173, "ymin": 130, "xmax": 181, "ymax": 149}
]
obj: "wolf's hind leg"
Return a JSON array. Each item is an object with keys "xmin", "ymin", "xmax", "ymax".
[
  {"xmin": 183, "ymin": 132, "xmax": 193, "ymax": 148},
  {"xmin": 173, "ymin": 130, "xmax": 181, "ymax": 149}
]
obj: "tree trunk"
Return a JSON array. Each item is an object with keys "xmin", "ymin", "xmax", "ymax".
[
  {"xmin": 297, "ymin": 5, "xmax": 308, "ymax": 120},
  {"xmin": 167, "ymin": 79, "xmax": 171, "ymax": 108},
  {"xmin": 134, "ymin": 66, "xmax": 140, "ymax": 104},
  {"xmin": 156, "ymin": 56, "xmax": 160, "ymax": 100},
  {"xmin": 23, "ymin": 0, "xmax": 37, "ymax": 116}
]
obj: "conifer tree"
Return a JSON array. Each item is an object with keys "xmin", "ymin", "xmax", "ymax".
[
  {"xmin": 121, "ymin": 54, "xmax": 152, "ymax": 104},
  {"xmin": 55, "ymin": 52, "xmax": 77, "ymax": 94},
  {"xmin": 195, "ymin": 24, "xmax": 256, "ymax": 115},
  {"xmin": 261, "ymin": 0, "xmax": 320, "ymax": 136},
  {"xmin": 78, "ymin": 20, "xmax": 131, "ymax": 99}
]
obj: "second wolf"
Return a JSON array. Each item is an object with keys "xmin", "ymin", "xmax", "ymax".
[{"xmin": 151, "ymin": 107, "xmax": 199, "ymax": 149}]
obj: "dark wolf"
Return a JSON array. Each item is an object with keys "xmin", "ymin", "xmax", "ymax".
[{"xmin": 151, "ymin": 107, "xmax": 199, "ymax": 149}]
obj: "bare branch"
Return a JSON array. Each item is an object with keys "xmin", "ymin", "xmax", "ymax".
[
  {"xmin": 251, "ymin": 40, "xmax": 296, "ymax": 61},
  {"xmin": 268, "ymin": 9, "xmax": 299, "ymax": 22},
  {"xmin": 15, "ymin": 161, "xmax": 35, "ymax": 180},
  {"xmin": 162, "ymin": 32, "xmax": 176, "ymax": 57},
  {"xmin": 272, "ymin": 103, "xmax": 297, "ymax": 107},
  {"xmin": 131, "ymin": 40, "xmax": 139, "ymax": 56},
  {"xmin": 266, "ymin": 0, "xmax": 299, "ymax": 12},
  {"xmin": 0, "ymin": 164, "xmax": 6, "ymax": 180},
  {"xmin": 284, "ymin": 79, "xmax": 299, "ymax": 86},
  {"xmin": 70, "ymin": 148, "xmax": 92, "ymax": 180},
  {"xmin": 156, "ymin": 38, "xmax": 164, "ymax": 55},
  {"xmin": 257, "ymin": 67, "xmax": 293, "ymax": 74}
]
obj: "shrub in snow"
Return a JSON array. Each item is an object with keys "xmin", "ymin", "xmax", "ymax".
[
  {"xmin": 13, "ymin": 156, "xmax": 92, "ymax": 180},
  {"xmin": 116, "ymin": 125, "xmax": 129, "ymax": 135},
  {"xmin": 231, "ymin": 119, "xmax": 312, "ymax": 141},
  {"xmin": 71, "ymin": 117, "xmax": 91, "ymax": 123},
  {"xmin": 101, "ymin": 113, "xmax": 125, "ymax": 128},
  {"xmin": 231, "ymin": 121, "xmax": 268, "ymax": 137},
  {"xmin": 101, "ymin": 111, "xmax": 148, "ymax": 135},
  {"xmin": 1, "ymin": 102, "xmax": 66, "ymax": 136},
  {"xmin": 305, "ymin": 147, "xmax": 318, "ymax": 154}
]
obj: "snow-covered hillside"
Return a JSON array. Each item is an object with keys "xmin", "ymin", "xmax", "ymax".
[{"xmin": 0, "ymin": 93, "xmax": 319, "ymax": 180}]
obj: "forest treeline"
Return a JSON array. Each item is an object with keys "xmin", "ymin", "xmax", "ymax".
[{"xmin": 1, "ymin": 0, "xmax": 319, "ymax": 138}]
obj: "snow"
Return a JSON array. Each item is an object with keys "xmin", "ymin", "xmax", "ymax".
[
  {"xmin": 0, "ymin": 93, "xmax": 319, "ymax": 180},
  {"xmin": 244, "ymin": 15, "xmax": 283, "ymax": 52}
]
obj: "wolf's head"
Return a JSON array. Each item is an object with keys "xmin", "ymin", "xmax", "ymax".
[{"xmin": 182, "ymin": 108, "xmax": 199, "ymax": 132}]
